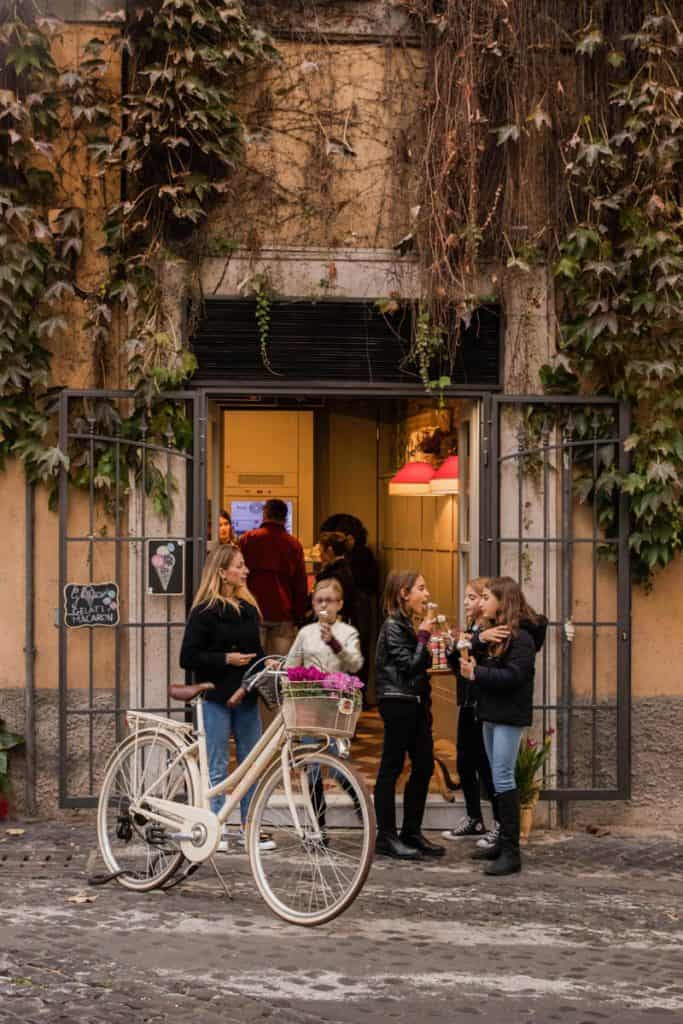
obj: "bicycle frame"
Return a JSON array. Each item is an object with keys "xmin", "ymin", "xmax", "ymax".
[{"xmin": 127, "ymin": 696, "xmax": 327, "ymax": 851}]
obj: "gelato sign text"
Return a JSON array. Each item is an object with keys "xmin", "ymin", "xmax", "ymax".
[{"xmin": 64, "ymin": 583, "xmax": 119, "ymax": 628}]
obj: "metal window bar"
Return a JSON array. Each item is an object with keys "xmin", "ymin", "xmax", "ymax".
[{"xmin": 486, "ymin": 396, "xmax": 631, "ymax": 802}]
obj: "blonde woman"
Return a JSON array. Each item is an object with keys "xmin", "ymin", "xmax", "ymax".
[{"xmin": 179, "ymin": 544, "xmax": 274, "ymax": 851}]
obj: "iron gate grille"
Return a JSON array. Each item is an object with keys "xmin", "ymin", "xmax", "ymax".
[
  {"xmin": 482, "ymin": 395, "xmax": 631, "ymax": 801},
  {"xmin": 57, "ymin": 389, "xmax": 206, "ymax": 807}
]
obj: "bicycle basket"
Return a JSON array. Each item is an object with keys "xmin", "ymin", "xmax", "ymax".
[
  {"xmin": 243, "ymin": 656, "xmax": 284, "ymax": 710},
  {"xmin": 281, "ymin": 690, "xmax": 361, "ymax": 739}
]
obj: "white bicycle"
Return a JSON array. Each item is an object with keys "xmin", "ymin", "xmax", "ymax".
[{"xmin": 96, "ymin": 660, "xmax": 376, "ymax": 926}]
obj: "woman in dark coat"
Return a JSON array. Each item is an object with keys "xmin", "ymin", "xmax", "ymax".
[
  {"xmin": 453, "ymin": 576, "xmax": 545, "ymax": 876},
  {"xmin": 180, "ymin": 544, "xmax": 273, "ymax": 852},
  {"xmin": 373, "ymin": 570, "xmax": 444, "ymax": 861}
]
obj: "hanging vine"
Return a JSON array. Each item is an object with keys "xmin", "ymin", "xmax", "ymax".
[
  {"xmin": 548, "ymin": 11, "xmax": 683, "ymax": 585},
  {"xmin": 0, "ymin": 0, "xmax": 276, "ymax": 509}
]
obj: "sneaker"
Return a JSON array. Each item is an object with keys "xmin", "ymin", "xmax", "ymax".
[
  {"xmin": 476, "ymin": 822, "xmax": 501, "ymax": 849},
  {"xmin": 237, "ymin": 829, "xmax": 277, "ymax": 852},
  {"xmin": 441, "ymin": 816, "xmax": 485, "ymax": 840}
]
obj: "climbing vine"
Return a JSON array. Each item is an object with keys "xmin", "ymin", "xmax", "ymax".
[
  {"xmin": 0, "ymin": 0, "xmax": 275, "ymax": 508},
  {"xmin": 0, "ymin": 6, "xmax": 78, "ymax": 480},
  {"xmin": 549, "ymin": 11, "xmax": 683, "ymax": 584}
]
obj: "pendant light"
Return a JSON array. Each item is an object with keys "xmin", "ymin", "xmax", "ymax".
[
  {"xmin": 388, "ymin": 460, "xmax": 435, "ymax": 496},
  {"xmin": 429, "ymin": 454, "xmax": 459, "ymax": 495}
]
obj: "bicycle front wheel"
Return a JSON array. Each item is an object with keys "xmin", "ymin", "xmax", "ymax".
[
  {"xmin": 97, "ymin": 731, "xmax": 195, "ymax": 892},
  {"xmin": 247, "ymin": 751, "xmax": 375, "ymax": 926}
]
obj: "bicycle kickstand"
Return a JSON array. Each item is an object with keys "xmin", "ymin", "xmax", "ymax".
[{"xmin": 208, "ymin": 856, "xmax": 233, "ymax": 900}]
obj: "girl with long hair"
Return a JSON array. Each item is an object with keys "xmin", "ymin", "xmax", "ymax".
[
  {"xmin": 373, "ymin": 570, "xmax": 444, "ymax": 861},
  {"xmin": 442, "ymin": 577, "xmax": 500, "ymax": 844},
  {"xmin": 179, "ymin": 544, "xmax": 274, "ymax": 852},
  {"xmin": 456, "ymin": 576, "xmax": 545, "ymax": 876}
]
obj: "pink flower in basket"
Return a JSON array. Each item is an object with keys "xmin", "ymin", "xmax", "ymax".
[
  {"xmin": 286, "ymin": 666, "xmax": 327, "ymax": 683},
  {"xmin": 321, "ymin": 672, "xmax": 364, "ymax": 692}
]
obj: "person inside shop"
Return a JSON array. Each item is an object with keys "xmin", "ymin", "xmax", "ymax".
[
  {"xmin": 239, "ymin": 498, "xmax": 308, "ymax": 656},
  {"xmin": 373, "ymin": 569, "xmax": 445, "ymax": 861},
  {"xmin": 453, "ymin": 576, "xmax": 545, "ymax": 876},
  {"xmin": 179, "ymin": 543, "xmax": 275, "ymax": 852},
  {"xmin": 320, "ymin": 514, "xmax": 378, "ymax": 700},
  {"xmin": 315, "ymin": 531, "xmax": 357, "ymax": 627},
  {"xmin": 218, "ymin": 508, "xmax": 238, "ymax": 547},
  {"xmin": 441, "ymin": 576, "xmax": 500, "ymax": 846}
]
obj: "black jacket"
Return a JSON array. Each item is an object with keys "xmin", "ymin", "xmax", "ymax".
[
  {"xmin": 179, "ymin": 599, "xmax": 264, "ymax": 705},
  {"xmin": 451, "ymin": 616, "xmax": 547, "ymax": 727},
  {"xmin": 375, "ymin": 613, "xmax": 432, "ymax": 701}
]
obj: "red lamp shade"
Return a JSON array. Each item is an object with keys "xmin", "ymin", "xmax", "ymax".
[
  {"xmin": 430, "ymin": 454, "xmax": 459, "ymax": 495},
  {"xmin": 388, "ymin": 460, "xmax": 435, "ymax": 496}
]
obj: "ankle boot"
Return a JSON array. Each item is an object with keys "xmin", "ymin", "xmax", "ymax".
[
  {"xmin": 484, "ymin": 789, "xmax": 521, "ymax": 876},
  {"xmin": 400, "ymin": 832, "xmax": 446, "ymax": 857},
  {"xmin": 376, "ymin": 832, "xmax": 422, "ymax": 860}
]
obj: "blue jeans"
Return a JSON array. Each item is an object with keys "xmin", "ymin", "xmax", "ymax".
[
  {"xmin": 203, "ymin": 698, "xmax": 262, "ymax": 823},
  {"xmin": 482, "ymin": 722, "xmax": 524, "ymax": 794}
]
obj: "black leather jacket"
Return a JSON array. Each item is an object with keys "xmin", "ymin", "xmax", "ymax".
[{"xmin": 375, "ymin": 613, "xmax": 432, "ymax": 701}]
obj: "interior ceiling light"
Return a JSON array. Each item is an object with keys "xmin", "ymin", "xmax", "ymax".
[
  {"xmin": 429, "ymin": 454, "xmax": 459, "ymax": 495},
  {"xmin": 388, "ymin": 460, "xmax": 435, "ymax": 496}
]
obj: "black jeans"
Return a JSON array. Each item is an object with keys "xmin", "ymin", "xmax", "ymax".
[
  {"xmin": 374, "ymin": 698, "xmax": 434, "ymax": 836},
  {"xmin": 457, "ymin": 705, "xmax": 498, "ymax": 822}
]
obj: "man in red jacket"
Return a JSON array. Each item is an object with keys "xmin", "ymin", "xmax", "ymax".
[{"xmin": 239, "ymin": 499, "xmax": 308, "ymax": 655}]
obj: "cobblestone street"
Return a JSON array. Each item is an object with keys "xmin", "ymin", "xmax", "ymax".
[{"xmin": 1, "ymin": 819, "xmax": 682, "ymax": 1023}]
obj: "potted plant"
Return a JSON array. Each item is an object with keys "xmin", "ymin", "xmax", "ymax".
[
  {"xmin": 515, "ymin": 729, "xmax": 554, "ymax": 840},
  {"xmin": 0, "ymin": 718, "xmax": 24, "ymax": 820}
]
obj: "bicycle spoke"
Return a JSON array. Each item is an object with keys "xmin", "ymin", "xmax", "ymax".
[{"xmin": 248, "ymin": 752, "xmax": 374, "ymax": 924}]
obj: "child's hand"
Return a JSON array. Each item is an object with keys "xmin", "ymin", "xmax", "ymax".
[
  {"xmin": 459, "ymin": 655, "xmax": 476, "ymax": 679},
  {"xmin": 320, "ymin": 620, "xmax": 332, "ymax": 643}
]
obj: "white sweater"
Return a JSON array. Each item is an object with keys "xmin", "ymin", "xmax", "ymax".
[{"xmin": 284, "ymin": 620, "xmax": 363, "ymax": 675}]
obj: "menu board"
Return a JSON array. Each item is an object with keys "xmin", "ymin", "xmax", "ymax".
[{"xmin": 64, "ymin": 583, "xmax": 119, "ymax": 628}]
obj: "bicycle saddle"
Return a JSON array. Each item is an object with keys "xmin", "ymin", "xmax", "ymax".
[{"xmin": 168, "ymin": 682, "xmax": 214, "ymax": 702}]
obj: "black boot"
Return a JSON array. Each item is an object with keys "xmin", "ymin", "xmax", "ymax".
[
  {"xmin": 484, "ymin": 789, "xmax": 521, "ymax": 876},
  {"xmin": 376, "ymin": 832, "xmax": 423, "ymax": 860},
  {"xmin": 400, "ymin": 832, "xmax": 446, "ymax": 858}
]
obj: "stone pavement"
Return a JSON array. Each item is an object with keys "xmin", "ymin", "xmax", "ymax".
[{"xmin": 1, "ymin": 817, "xmax": 682, "ymax": 1023}]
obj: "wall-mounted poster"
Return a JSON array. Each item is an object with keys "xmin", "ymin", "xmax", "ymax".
[
  {"xmin": 147, "ymin": 539, "xmax": 185, "ymax": 596},
  {"xmin": 64, "ymin": 583, "xmax": 119, "ymax": 628}
]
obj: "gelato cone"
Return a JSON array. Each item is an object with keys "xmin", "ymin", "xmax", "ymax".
[{"xmin": 153, "ymin": 545, "xmax": 175, "ymax": 592}]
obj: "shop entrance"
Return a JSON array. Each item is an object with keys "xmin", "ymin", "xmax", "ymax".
[
  {"xmin": 56, "ymin": 385, "xmax": 631, "ymax": 810},
  {"xmin": 206, "ymin": 395, "xmax": 481, "ymax": 808}
]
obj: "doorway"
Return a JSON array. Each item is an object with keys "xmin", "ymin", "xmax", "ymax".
[{"xmin": 205, "ymin": 395, "xmax": 482, "ymax": 799}]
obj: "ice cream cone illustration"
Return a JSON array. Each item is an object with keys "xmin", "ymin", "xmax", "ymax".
[{"xmin": 152, "ymin": 545, "xmax": 175, "ymax": 592}]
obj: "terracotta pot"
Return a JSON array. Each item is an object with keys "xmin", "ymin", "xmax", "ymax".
[{"xmin": 519, "ymin": 793, "xmax": 539, "ymax": 841}]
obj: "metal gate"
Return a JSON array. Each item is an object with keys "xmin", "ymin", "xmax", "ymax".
[
  {"xmin": 481, "ymin": 395, "xmax": 631, "ymax": 801},
  {"xmin": 58, "ymin": 389, "xmax": 206, "ymax": 806}
]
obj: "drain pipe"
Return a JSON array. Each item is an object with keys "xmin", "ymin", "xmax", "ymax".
[{"xmin": 24, "ymin": 476, "xmax": 37, "ymax": 817}]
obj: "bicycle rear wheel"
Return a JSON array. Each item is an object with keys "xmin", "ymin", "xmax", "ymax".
[
  {"xmin": 97, "ymin": 731, "xmax": 195, "ymax": 892},
  {"xmin": 247, "ymin": 751, "xmax": 375, "ymax": 926}
]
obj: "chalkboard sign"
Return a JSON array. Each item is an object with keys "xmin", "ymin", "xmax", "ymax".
[
  {"xmin": 147, "ymin": 539, "xmax": 185, "ymax": 596},
  {"xmin": 64, "ymin": 582, "xmax": 119, "ymax": 628}
]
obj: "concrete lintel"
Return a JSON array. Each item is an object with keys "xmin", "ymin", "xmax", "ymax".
[{"xmin": 201, "ymin": 247, "xmax": 421, "ymax": 301}]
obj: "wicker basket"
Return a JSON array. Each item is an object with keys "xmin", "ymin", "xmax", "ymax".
[{"xmin": 281, "ymin": 691, "xmax": 361, "ymax": 739}]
